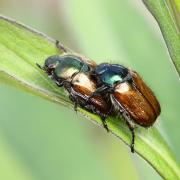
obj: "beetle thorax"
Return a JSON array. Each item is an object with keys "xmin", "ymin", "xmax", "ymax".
[{"xmin": 94, "ymin": 64, "xmax": 129, "ymax": 86}]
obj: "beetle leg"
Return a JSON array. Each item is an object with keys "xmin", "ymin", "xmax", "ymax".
[
  {"xmin": 72, "ymin": 91, "xmax": 110, "ymax": 131},
  {"xmin": 54, "ymin": 79, "xmax": 71, "ymax": 88},
  {"xmin": 67, "ymin": 85, "xmax": 110, "ymax": 131},
  {"xmin": 126, "ymin": 121, "xmax": 135, "ymax": 153},
  {"xmin": 108, "ymin": 104, "xmax": 114, "ymax": 116},
  {"xmin": 54, "ymin": 77, "xmax": 64, "ymax": 87},
  {"xmin": 69, "ymin": 93, "xmax": 78, "ymax": 112},
  {"xmin": 53, "ymin": 80, "xmax": 63, "ymax": 87},
  {"xmin": 89, "ymin": 107, "xmax": 109, "ymax": 132},
  {"xmin": 84, "ymin": 105, "xmax": 109, "ymax": 132},
  {"xmin": 74, "ymin": 101, "xmax": 78, "ymax": 112},
  {"xmin": 122, "ymin": 111, "xmax": 135, "ymax": 153},
  {"xmin": 86, "ymin": 85, "xmax": 109, "ymax": 104},
  {"xmin": 98, "ymin": 113, "xmax": 109, "ymax": 132},
  {"xmin": 50, "ymin": 72, "xmax": 64, "ymax": 87},
  {"xmin": 56, "ymin": 40, "xmax": 68, "ymax": 53},
  {"xmin": 112, "ymin": 95, "xmax": 136, "ymax": 153},
  {"xmin": 86, "ymin": 100, "xmax": 110, "ymax": 132},
  {"xmin": 69, "ymin": 88, "xmax": 79, "ymax": 112},
  {"xmin": 79, "ymin": 95, "xmax": 109, "ymax": 130}
]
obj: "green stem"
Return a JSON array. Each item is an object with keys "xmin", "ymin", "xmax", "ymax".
[{"xmin": 143, "ymin": 0, "xmax": 180, "ymax": 76}]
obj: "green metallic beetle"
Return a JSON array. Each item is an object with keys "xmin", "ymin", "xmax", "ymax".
[{"xmin": 37, "ymin": 42, "xmax": 111, "ymax": 130}]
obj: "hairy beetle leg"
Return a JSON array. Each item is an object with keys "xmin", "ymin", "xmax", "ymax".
[
  {"xmin": 86, "ymin": 85, "xmax": 110, "ymax": 104},
  {"xmin": 69, "ymin": 92, "xmax": 78, "ymax": 112},
  {"xmin": 100, "ymin": 115, "xmax": 109, "ymax": 132},
  {"xmin": 122, "ymin": 111, "xmax": 135, "ymax": 153},
  {"xmin": 56, "ymin": 40, "xmax": 68, "ymax": 53}
]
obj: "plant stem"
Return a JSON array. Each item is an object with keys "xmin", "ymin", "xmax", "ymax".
[{"xmin": 143, "ymin": 0, "xmax": 180, "ymax": 76}]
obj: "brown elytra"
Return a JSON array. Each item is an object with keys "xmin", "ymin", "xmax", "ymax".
[
  {"xmin": 114, "ymin": 71, "xmax": 160, "ymax": 127},
  {"xmin": 72, "ymin": 72, "xmax": 110, "ymax": 114}
]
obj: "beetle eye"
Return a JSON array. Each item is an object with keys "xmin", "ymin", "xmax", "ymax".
[
  {"xmin": 45, "ymin": 60, "xmax": 57, "ymax": 68},
  {"xmin": 44, "ymin": 56, "xmax": 61, "ymax": 69}
]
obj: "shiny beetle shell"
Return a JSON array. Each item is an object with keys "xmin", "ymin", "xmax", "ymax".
[
  {"xmin": 50, "ymin": 55, "xmax": 91, "ymax": 81},
  {"xmin": 113, "ymin": 70, "xmax": 161, "ymax": 127},
  {"xmin": 130, "ymin": 71, "xmax": 161, "ymax": 118},
  {"xmin": 91, "ymin": 63, "xmax": 161, "ymax": 152},
  {"xmin": 37, "ymin": 54, "xmax": 110, "ymax": 128},
  {"xmin": 71, "ymin": 72, "xmax": 110, "ymax": 114},
  {"xmin": 92, "ymin": 63, "xmax": 161, "ymax": 127}
]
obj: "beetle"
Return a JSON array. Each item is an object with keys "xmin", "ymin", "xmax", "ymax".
[
  {"xmin": 36, "ymin": 52, "xmax": 111, "ymax": 131},
  {"xmin": 89, "ymin": 63, "xmax": 161, "ymax": 152}
]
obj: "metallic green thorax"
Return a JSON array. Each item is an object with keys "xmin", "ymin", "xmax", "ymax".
[
  {"xmin": 93, "ymin": 63, "xmax": 128, "ymax": 86},
  {"xmin": 102, "ymin": 73, "xmax": 123, "ymax": 86},
  {"xmin": 49, "ymin": 55, "xmax": 90, "ymax": 80}
]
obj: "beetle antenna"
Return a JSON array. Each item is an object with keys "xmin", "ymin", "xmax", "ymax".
[{"xmin": 36, "ymin": 63, "xmax": 44, "ymax": 70}]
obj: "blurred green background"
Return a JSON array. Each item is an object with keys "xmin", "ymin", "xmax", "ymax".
[{"xmin": 0, "ymin": 0, "xmax": 179, "ymax": 179}]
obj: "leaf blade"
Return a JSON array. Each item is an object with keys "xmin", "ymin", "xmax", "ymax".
[
  {"xmin": 0, "ymin": 15, "xmax": 180, "ymax": 180},
  {"xmin": 142, "ymin": 0, "xmax": 180, "ymax": 76}
]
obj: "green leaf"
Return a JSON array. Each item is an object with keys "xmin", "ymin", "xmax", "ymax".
[
  {"xmin": 142, "ymin": 0, "xmax": 180, "ymax": 76},
  {"xmin": 0, "ymin": 15, "xmax": 180, "ymax": 180}
]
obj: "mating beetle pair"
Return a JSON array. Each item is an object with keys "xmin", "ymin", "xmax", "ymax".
[{"xmin": 37, "ymin": 41, "xmax": 161, "ymax": 153}]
